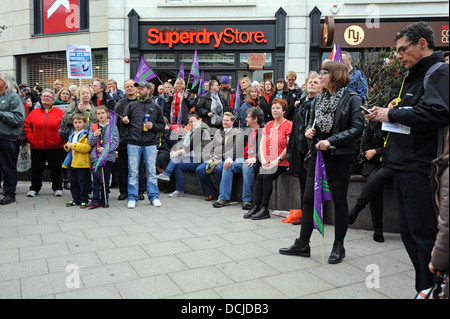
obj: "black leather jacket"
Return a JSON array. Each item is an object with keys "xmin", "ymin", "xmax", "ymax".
[{"xmin": 307, "ymin": 88, "xmax": 365, "ymax": 156}]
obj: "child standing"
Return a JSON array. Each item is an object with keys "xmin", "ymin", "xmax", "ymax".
[
  {"xmin": 87, "ymin": 106, "xmax": 119, "ymax": 209},
  {"xmin": 62, "ymin": 114, "xmax": 92, "ymax": 208}
]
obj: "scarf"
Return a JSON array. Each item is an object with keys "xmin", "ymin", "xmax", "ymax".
[
  {"xmin": 210, "ymin": 92, "xmax": 223, "ymax": 125},
  {"xmin": 314, "ymin": 88, "xmax": 345, "ymax": 133}
]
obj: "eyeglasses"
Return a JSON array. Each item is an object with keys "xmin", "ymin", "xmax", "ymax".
[
  {"xmin": 42, "ymin": 95, "xmax": 54, "ymax": 99},
  {"xmin": 319, "ymin": 70, "xmax": 330, "ymax": 76},
  {"xmin": 396, "ymin": 42, "xmax": 416, "ymax": 55}
]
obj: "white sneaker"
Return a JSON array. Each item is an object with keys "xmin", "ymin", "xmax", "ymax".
[
  {"xmin": 54, "ymin": 190, "xmax": 63, "ymax": 197},
  {"xmin": 152, "ymin": 199, "xmax": 162, "ymax": 207},
  {"xmin": 157, "ymin": 173, "xmax": 170, "ymax": 182},
  {"xmin": 168, "ymin": 190, "xmax": 184, "ymax": 198},
  {"xmin": 127, "ymin": 201, "xmax": 136, "ymax": 209},
  {"xmin": 27, "ymin": 190, "xmax": 37, "ymax": 197}
]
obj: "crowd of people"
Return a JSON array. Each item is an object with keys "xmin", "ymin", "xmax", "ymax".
[{"xmin": 0, "ymin": 21, "xmax": 448, "ymax": 298}]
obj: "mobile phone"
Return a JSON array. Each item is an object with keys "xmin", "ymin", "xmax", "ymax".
[{"xmin": 360, "ymin": 105, "xmax": 372, "ymax": 115}]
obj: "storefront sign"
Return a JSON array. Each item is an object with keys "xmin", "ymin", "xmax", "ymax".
[
  {"xmin": 140, "ymin": 23, "xmax": 276, "ymax": 51},
  {"xmin": 66, "ymin": 45, "xmax": 92, "ymax": 79},
  {"xmin": 42, "ymin": 0, "xmax": 79, "ymax": 34},
  {"xmin": 321, "ymin": 20, "xmax": 449, "ymax": 48}
]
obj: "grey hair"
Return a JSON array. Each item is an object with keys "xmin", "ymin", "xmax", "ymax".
[
  {"xmin": 0, "ymin": 72, "xmax": 17, "ymax": 94},
  {"xmin": 42, "ymin": 89, "xmax": 56, "ymax": 99}
]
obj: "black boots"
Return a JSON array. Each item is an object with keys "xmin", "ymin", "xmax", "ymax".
[
  {"xmin": 373, "ymin": 228, "xmax": 385, "ymax": 243},
  {"xmin": 328, "ymin": 241, "xmax": 345, "ymax": 264},
  {"xmin": 243, "ymin": 205, "xmax": 259, "ymax": 219},
  {"xmin": 279, "ymin": 239, "xmax": 311, "ymax": 257},
  {"xmin": 251, "ymin": 207, "xmax": 270, "ymax": 220},
  {"xmin": 348, "ymin": 204, "xmax": 363, "ymax": 225}
]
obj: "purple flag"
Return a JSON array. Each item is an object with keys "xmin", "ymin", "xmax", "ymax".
[
  {"xmin": 190, "ymin": 50, "xmax": 200, "ymax": 89},
  {"xmin": 233, "ymin": 82, "xmax": 241, "ymax": 120},
  {"xmin": 313, "ymin": 149, "xmax": 332, "ymax": 236},
  {"xmin": 92, "ymin": 110, "xmax": 119, "ymax": 180},
  {"xmin": 134, "ymin": 57, "xmax": 157, "ymax": 82},
  {"xmin": 198, "ymin": 71, "xmax": 205, "ymax": 95},
  {"xmin": 332, "ymin": 43, "xmax": 342, "ymax": 63},
  {"xmin": 177, "ymin": 62, "xmax": 185, "ymax": 80}
]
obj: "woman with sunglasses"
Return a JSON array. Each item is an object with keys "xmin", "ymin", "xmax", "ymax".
[{"xmin": 280, "ymin": 61, "xmax": 365, "ymax": 264}]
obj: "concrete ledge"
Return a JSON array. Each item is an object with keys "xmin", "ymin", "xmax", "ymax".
[{"xmin": 19, "ymin": 168, "xmax": 399, "ymax": 233}]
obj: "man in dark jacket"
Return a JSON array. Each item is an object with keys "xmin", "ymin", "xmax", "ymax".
[
  {"xmin": 122, "ymin": 80, "xmax": 165, "ymax": 209},
  {"xmin": 196, "ymin": 80, "xmax": 229, "ymax": 129},
  {"xmin": 114, "ymin": 79, "xmax": 145, "ymax": 201},
  {"xmin": 367, "ymin": 21, "xmax": 449, "ymax": 293}
]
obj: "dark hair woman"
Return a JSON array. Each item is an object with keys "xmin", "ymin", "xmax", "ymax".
[
  {"xmin": 269, "ymin": 78, "xmax": 296, "ymax": 122},
  {"xmin": 280, "ymin": 61, "xmax": 365, "ymax": 264}
]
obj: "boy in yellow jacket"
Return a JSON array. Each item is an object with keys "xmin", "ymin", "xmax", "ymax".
[{"xmin": 62, "ymin": 114, "xmax": 92, "ymax": 208}]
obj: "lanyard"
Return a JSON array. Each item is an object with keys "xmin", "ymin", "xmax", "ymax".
[{"xmin": 396, "ymin": 71, "xmax": 409, "ymax": 107}]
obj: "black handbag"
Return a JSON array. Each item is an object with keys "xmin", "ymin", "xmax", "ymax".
[{"xmin": 59, "ymin": 115, "xmax": 74, "ymax": 142}]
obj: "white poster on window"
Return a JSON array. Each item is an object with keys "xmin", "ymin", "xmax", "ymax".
[{"xmin": 66, "ymin": 45, "xmax": 93, "ymax": 79}]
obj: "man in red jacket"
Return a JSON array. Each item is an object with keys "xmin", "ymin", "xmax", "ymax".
[{"xmin": 24, "ymin": 89, "xmax": 65, "ymax": 197}]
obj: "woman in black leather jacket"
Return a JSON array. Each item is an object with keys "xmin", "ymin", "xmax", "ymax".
[{"xmin": 280, "ymin": 61, "xmax": 365, "ymax": 264}]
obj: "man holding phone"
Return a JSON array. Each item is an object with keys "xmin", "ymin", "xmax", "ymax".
[{"xmin": 365, "ymin": 22, "xmax": 449, "ymax": 293}]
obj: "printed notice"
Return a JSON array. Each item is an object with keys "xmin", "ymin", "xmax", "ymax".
[{"xmin": 66, "ymin": 45, "xmax": 93, "ymax": 79}]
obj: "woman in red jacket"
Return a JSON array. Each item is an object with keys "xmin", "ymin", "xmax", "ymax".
[{"xmin": 24, "ymin": 89, "xmax": 65, "ymax": 197}]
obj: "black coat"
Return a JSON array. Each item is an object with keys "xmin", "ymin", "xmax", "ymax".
[
  {"xmin": 360, "ymin": 121, "xmax": 387, "ymax": 177},
  {"xmin": 164, "ymin": 91, "xmax": 195, "ymax": 126},
  {"xmin": 287, "ymin": 95, "xmax": 315, "ymax": 176},
  {"xmin": 384, "ymin": 51, "xmax": 449, "ymax": 175},
  {"xmin": 122, "ymin": 97, "xmax": 165, "ymax": 146},
  {"xmin": 308, "ymin": 89, "xmax": 365, "ymax": 156},
  {"xmin": 195, "ymin": 91, "xmax": 230, "ymax": 128}
]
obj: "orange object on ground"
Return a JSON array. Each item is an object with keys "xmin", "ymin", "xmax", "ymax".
[{"xmin": 281, "ymin": 209, "xmax": 303, "ymax": 223}]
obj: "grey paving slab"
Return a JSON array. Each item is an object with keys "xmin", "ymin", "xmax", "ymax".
[{"xmin": 0, "ymin": 181, "xmax": 418, "ymax": 299}]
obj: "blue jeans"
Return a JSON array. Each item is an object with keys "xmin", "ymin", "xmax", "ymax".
[
  {"xmin": 196, "ymin": 161, "xmax": 223, "ymax": 197},
  {"xmin": 127, "ymin": 144, "xmax": 159, "ymax": 202},
  {"xmin": 394, "ymin": 170, "xmax": 438, "ymax": 292},
  {"xmin": 218, "ymin": 158, "xmax": 259, "ymax": 202},
  {"xmin": 164, "ymin": 155, "xmax": 201, "ymax": 192}
]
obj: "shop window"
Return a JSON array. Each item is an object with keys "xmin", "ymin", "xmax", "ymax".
[
  {"xmin": 180, "ymin": 52, "xmax": 235, "ymax": 68},
  {"xmin": 27, "ymin": 50, "xmax": 108, "ymax": 89},
  {"xmin": 143, "ymin": 53, "xmax": 176, "ymax": 67}
]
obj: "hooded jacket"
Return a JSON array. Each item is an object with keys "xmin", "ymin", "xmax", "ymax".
[
  {"xmin": 385, "ymin": 51, "xmax": 449, "ymax": 175},
  {"xmin": 122, "ymin": 96, "xmax": 165, "ymax": 146},
  {"xmin": 0, "ymin": 91, "xmax": 26, "ymax": 140},
  {"xmin": 62, "ymin": 129, "xmax": 92, "ymax": 168}
]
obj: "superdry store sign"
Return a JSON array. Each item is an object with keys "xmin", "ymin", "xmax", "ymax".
[{"xmin": 140, "ymin": 23, "xmax": 276, "ymax": 51}]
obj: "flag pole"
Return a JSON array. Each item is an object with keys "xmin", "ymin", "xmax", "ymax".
[
  {"xmin": 102, "ymin": 166, "xmax": 108, "ymax": 207},
  {"xmin": 321, "ymin": 204, "xmax": 324, "ymax": 267}
]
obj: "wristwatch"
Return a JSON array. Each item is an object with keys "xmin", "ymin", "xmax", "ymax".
[{"xmin": 277, "ymin": 156, "xmax": 282, "ymax": 162}]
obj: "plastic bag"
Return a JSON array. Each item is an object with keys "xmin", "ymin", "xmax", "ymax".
[{"xmin": 17, "ymin": 144, "xmax": 31, "ymax": 172}]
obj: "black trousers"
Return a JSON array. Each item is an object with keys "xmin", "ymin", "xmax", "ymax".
[
  {"xmin": 30, "ymin": 148, "xmax": 64, "ymax": 192},
  {"xmin": 0, "ymin": 139, "xmax": 19, "ymax": 196},
  {"xmin": 355, "ymin": 167, "xmax": 394, "ymax": 229},
  {"xmin": 253, "ymin": 166, "xmax": 287, "ymax": 208},
  {"xmin": 117, "ymin": 148, "xmax": 145, "ymax": 196},
  {"xmin": 300, "ymin": 176, "xmax": 351, "ymax": 243},
  {"xmin": 70, "ymin": 167, "xmax": 91, "ymax": 204}
]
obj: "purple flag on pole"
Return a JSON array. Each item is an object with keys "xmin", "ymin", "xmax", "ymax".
[
  {"xmin": 134, "ymin": 57, "xmax": 157, "ymax": 82},
  {"xmin": 313, "ymin": 149, "xmax": 332, "ymax": 236},
  {"xmin": 198, "ymin": 71, "xmax": 205, "ymax": 95},
  {"xmin": 190, "ymin": 50, "xmax": 200, "ymax": 89},
  {"xmin": 233, "ymin": 82, "xmax": 241, "ymax": 120},
  {"xmin": 177, "ymin": 62, "xmax": 185, "ymax": 80},
  {"xmin": 92, "ymin": 110, "xmax": 119, "ymax": 180},
  {"xmin": 332, "ymin": 43, "xmax": 342, "ymax": 63}
]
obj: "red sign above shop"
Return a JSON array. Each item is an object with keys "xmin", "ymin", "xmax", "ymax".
[{"xmin": 42, "ymin": 0, "xmax": 79, "ymax": 35}]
